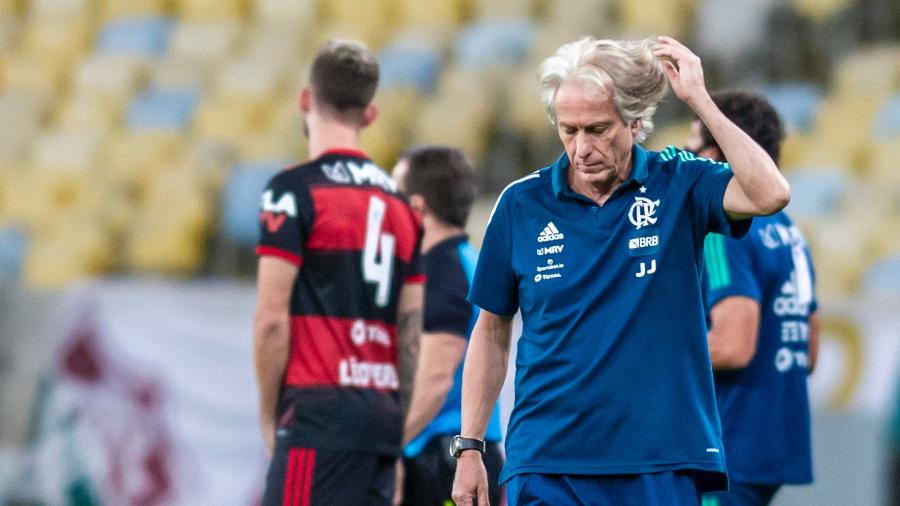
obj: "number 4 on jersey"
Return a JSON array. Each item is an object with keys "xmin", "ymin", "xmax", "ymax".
[{"xmin": 363, "ymin": 196, "xmax": 396, "ymax": 307}]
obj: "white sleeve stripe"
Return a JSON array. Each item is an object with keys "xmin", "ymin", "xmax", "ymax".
[{"xmin": 487, "ymin": 172, "xmax": 541, "ymax": 224}]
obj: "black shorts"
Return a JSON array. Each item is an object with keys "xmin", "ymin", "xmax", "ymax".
[
  {"xmin": 402, "ymin": 435, "xmax": 504, "ymax": 506},
  {"xmin": 263, "ymin": 445, "xmax": 396, "ymax": 506}
]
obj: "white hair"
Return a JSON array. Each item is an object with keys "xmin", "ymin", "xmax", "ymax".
[{"xmin": 539, "ymin": 37, "xmax": 669, "ymax": 144}]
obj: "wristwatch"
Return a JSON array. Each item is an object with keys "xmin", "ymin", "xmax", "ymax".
[{"xmin": 449, "ymin": 435, "xmax": 486, "ymax": 458}]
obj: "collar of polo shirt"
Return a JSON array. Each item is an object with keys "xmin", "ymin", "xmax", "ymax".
[{"xmin": 551, "ymin": 144, "xmax": 650, "ymax": 201}]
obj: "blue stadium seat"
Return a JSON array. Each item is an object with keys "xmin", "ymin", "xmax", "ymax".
[
  {"xmin": 861, "ymin": 255, "xmax": 900, "ymax": 295},
  {"xmin": 220, "ymin": 161, "xmax": 290, "ymax": 246},
  {"xmin": 759, "ymin": 82, "xmax": 824, "ymax": 132},
  {"xmin": 126, "ymin": 87, "xmax": 201, "ymax": 131},
  {"xmin": 0, "ymin": 226, "xmax": 26, "ymax": 281},
  {"xmin": 379, "ymin": 42, "xmax": 442, "ymax": 94},
  {"xmin": 872, "ymin": 93, "xmax": 900, "ymax": 140},
  {"xmin": 455, "ymin": 20, "xmax": 534, "ymax": 68},
  {"xmin": 785, "ymin": 167, "xmax": 849, "ymax": 218},
  {"xmin": 97, "ymin": 17, "xmax": 175, "ymax": 58}
]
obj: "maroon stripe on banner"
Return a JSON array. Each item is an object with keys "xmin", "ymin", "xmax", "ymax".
[
  {"xmin": 301, "ymin": 448, "xmax": 316, "ymax": 506},
  {"xmin": 283, "ymin": 449, "xmax": 297, "ymax": 506},
  {"xmin": 306, "ymin": 187, "xmax": 421, "ymax": 263}
]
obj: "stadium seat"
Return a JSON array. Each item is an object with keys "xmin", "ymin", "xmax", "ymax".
[
  {"xmin": 149, "ymin": 57, "xmax": 211, "ymax": 90},
  {"xmin": 167, "ymin": 20, "xmax": 241, "ymax": 62},
  {"xmin": 220, "ymin": 161, "xmax": 286, "ymax": 246},
  {"xmin": 543, "ymin": 0, "xmax": 616, "ymax": 36},
  {"xmin": 803, "ymin": 92, "xmax": 882, "ymax": 171},
  {"xmin": 97, "ymin": 17, "xmax": 175, "ymax": 59},
  {"xmin": 793, "ymin": 0, "xmax": 854, "ymax": 22},
  {"xmin": 866, "ymin": 138, "xmax": 900, "ymax": 183},
  {"xmin": 0, "ymin": 90, "xmax": 51, "ymax": 165},
  {"xmin": 54, "ymin": 92, "xmax": 123, "ymax": 134},
  {"xmin": 785, "ymin": 166, "xmax": 849, "ymax": 219},
  {"xmin": 320, "ymin": 0, "xmax": 395, "ymax": 49},
  {"xmin": 798, "ymin": 216, "xmax": 868, "ymax": 297},
  {"xmin": 29, "ymin": 0, "xmax": 93, "ymax": 21},
  {"xmin": 24, "ymin": 212, "xmax": 114, "ymax": 288},
  {"xmin": 193, "ymin": 95, "xmax": 276, "ymax": 146},
  {"xmin": 645, "ymin": 122, "xmax": 692, "ymax": 153},
  {"xmin": 394, "ymin": 0, "xmax": 466, "ymax": 32},
  {"xmin": 759, "ymin": 82, "xmax": 824, "ymax": 132},
  {"xmin": 254, "ymin": 0, "xmax": 318, "ymax": 30},
  {"xmin": 99, "ymin": 0, "xmax": 169, "ymax": 19},
  {"xmin": 215, "ymin": 58, "xmax": 285, "ymax": 101},
  {"xmin": 103, "ymin": 130, "xmax": 185, "ymax": 197},
  {"xmin": 20, "ymin": 17, "xmax": 93, "ymax": 66},
  {"xmin": 0, "ymin": 0, "xmax": 22, "ymax": 15},
  {"xmin": 0, "ymin": 50, "xmax": 68, "ymax": 94},
  {"xmin": 455, "ymin": 20, "xmax": 535, "ymax": 69},
  {"xmin": 360, "ymin": 88, "xmax": 420, "ymax": 167},
  {"xmin": 182, "ymin": 139, "xmax": 240, "ymax": 192},
  {"xmin": 378, "ymin": 39, "xmax": 442, "ymax": 94},
  {"xmin": 619, "ymin": 0, "xmax": 694, "ymax": 39},
  {"xmin": 242, "ymin": 23, "xmax": 308, "ymax": 72},
  {"xmin": 473, "ymin": 0, "xmax": 534, "ymax": 20},
  {"xmin": 0, "ymin": 15, "xmax": 20, "ymax": 52},
  {"xmin": 872, "ymin": 93, "xmax": 900, "ymax": 140},
  {"xmin": 832, "ymin": 44, "xmax": 900, "ymax": 97},
  {"xmin": 73, "ymin": 54, "xmax": 146, "ymax": 99},
  {"xmin": 126, "ymin": 87, "xmax": 201, "ymax": 131},
  {"xmin": 29, "ymin": 129, "xmax": 102, "ymax": 172},
  {"xmin": 176, "ymin": 0, "xmax": 249, "ymax": 20},
  {"xmin": 0, "ymin": 225, "xmax": 26, "ymax": 280}
]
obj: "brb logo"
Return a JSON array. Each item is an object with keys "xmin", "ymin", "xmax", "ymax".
[{"xmin": 628, "ymin": 197, "xmax": 660, "ymax": 229}]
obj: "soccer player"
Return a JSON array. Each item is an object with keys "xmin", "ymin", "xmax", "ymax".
[
  {"xmin": 451, "ymin": 36, "xmax": 791, "ymax": 505},
  {"xmin": 253, "ymin": 40, "xmax": 424, "ymax": 506},
  {"xmin": 391, "ymin": 146, "xmax": 505, "ymax": 506},
  {"xmin": 686, "ymin": 91, "xmax": 819, "ymax": 506}
]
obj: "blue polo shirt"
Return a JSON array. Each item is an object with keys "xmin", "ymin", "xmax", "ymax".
[
  {"xmin": 702, "ymin": 211, "xmax": 817, "ymax": 485},
  {"xmin": 469, "ymin": 144, "xmax": 750, "ymax": 491}
]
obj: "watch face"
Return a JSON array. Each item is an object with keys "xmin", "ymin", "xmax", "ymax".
[{"xmin": 449, "ymin": 436, "xmax": 460, "ymax": 457}]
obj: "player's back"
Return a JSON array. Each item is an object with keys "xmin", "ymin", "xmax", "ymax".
[
  {"xmin": 257, "ymin": 148, "xmax": 423, "ymax": 455},
  {"xmin": 703, "ymin": 210, "xmax": 816, "ymax": 484}
]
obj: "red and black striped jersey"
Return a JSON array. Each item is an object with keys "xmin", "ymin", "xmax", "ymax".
[{"xmin": 256, "ymin": 148, "xmax": 424, "ymax": 454}]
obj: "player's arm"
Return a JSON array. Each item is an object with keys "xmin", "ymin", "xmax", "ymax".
[
  {"xmin": 653, "ymin": 36, "xmax": 790, "ymax": 220},
  {"xmin": 403, "ymin": 332, "xmax": 466, "ymax": 445},
  {"xmin": 253, "ymin": 257, "xmax": 298, "ymax": 455},
  {"xmin": 707, "ymin": 296, "xmax": 761, "ymax": 370},
  {"xmin": 453, "ymin": 309, "xmax": 512, "ymax": 506},
  {"xmin": 807, "ymin": 311, "xmax": 820, "ymax": 374},
  {"xmin": 396, "ymin": 282, "xmax": 424, "ymax": 415}
]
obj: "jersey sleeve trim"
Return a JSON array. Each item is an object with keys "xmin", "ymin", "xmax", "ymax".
[
  {"xmin": 405, "ymin": 274, "xmax": 427, "ymax": 284},
  {"xmin": 256, "ymin": 246, "xmax": 303, "ymax": 266}
]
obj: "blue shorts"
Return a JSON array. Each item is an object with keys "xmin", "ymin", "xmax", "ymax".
[
  {"xmin": 702, "ymin": 482, "xmax": 780, "ymax": 506},
  {"xmin": 506, "ymin": 471, "xmax": 701, "ymax": 506}
]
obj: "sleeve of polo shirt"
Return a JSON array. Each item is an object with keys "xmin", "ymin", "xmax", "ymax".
[
  {"xmin": 468, "ymin": 190, "xmax": 518, "ymax": 316},
  {"xmin": 256, "ymin": 174, "xmax": 310, "ymax": 266},
  {"xmin": 688, "ymin": 156, "xmax": 751, "ymax": 239},
  {"xmin": 702, "ymin": 233, "xmax": 760, "ymax": 310}
]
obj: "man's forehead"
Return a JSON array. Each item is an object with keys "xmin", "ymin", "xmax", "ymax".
[{"xmin": 555, "ymin": 80, "xmax": 618, "ymax": 123}]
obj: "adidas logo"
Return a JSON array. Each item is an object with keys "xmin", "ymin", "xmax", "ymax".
[{"xmin": 537, "ymin": 222, "xmax": 564, "ymax": 242}]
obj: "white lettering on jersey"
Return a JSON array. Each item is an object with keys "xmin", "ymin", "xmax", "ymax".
[
  {"xmin": 261, "ymin": 190, "xmax": 297, "ymax": 217},
  {"xmin": 338, "ymin": 357, "xmax": 399, "ymax": 389},
  {"xmin": 346, "ymin": 161, "xmax": 397, "ymax": 192},
  {"xmin": 350, "ymin": 319, "xmax": 391, "ymax": 347}
]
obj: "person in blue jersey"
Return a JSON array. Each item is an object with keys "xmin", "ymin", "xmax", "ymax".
[
  {"xmin": 451, "ymin": 36, "xmax": 792, "ymax": 506},
  {"xmin": 391, "ymin": 146, "xmax": 505, "ymax": 506},
  {"xmin": 685, "ymin": 91, "xmax": 820, "ymax": 506}
]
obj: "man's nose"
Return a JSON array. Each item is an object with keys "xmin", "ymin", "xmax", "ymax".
[{"xmin": 574, "ymin": 132, "xmax": 592, "ymax": 159}]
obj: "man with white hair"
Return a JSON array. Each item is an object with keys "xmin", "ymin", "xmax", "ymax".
[{"xmin": 451, "ymin": 36, "xmax": 791, "ymax": 505}]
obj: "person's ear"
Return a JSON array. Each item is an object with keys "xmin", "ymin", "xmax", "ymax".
[
  {"xmin": 299, "ymin": 88, "xmax": 312, "ymax": 113},
  {"xmin": 361, "ymin": 103, "xmax": 378, "ymax": 127},
  {"xmin": 630, "ymin": 118, "xmax": 642, "ymax": 136},
  {"xmin": 409, "ymin": 194, "xmax": 426, "ymax": 215}
]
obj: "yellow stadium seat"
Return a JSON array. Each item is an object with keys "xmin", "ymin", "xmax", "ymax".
[
  {"xmin": 98, "ymin": 0, "xmax": 169, "ymax": 19},
  {"xmin": 617, "ymin": 0, "xmax": 694, "ymax": 39},
  {"xmin": 168, "ymin": 20, "xmax": 242, "ymax": 62},
  {"xmin": 242, "ymin": 23, "xmax": 310, "ymax": 76},
  {"xmin": 124, "ymin": 168, "xmax": 213, "ymax": 273},
  {"xmin": 360, "ymin": 88, "xmax": 421, "ymax": 167},
  {"xmin": 182, "ymin": 139, "xmax": 240, "ymax": 192},
  {"xmin": 395, "ymin": 0, "xmax": 468, "ymax": 30},
  {"xmin": 30, "ymin": 0, "xmax": 93, "ymax": 22},
  {"xmin": 474, "ymin": 0, "xmax": 533, "ymax": 20},
  {"xmin": 867, "ymin": 215, "xmax": 900, "ymax": 261},
  {"xmin": 24, "ymin": 212, "xmax": 114, "ymax": 288},
  {"xmin": 255, "ymin": 0, "xmax": 319, "ymax": 30},
  {"xmin": 0, "ymin": 0, "xmax": 23, "ymax": 15},
  {"xmin": 29, "ymin": 129, "xmax": 102, "ymax": 172},
  {"xmin": 73, "ymin": 54, "xmax": 145, "ymax": 100},
  {"xmin": 148, "ymin": 57, "xmax": 212, "ymax": 90},
  {"xmin": 544, "ymin": 0, "xmax": 616, "ymax": 36},
  {"xmin": 320, "ymin": 0, "xmax": 395, "ymax": 49},
  {"xmin": 503, "ymin": 68, "xmax": 549, "ymax": 137},
  {"xmin": 645, "ymin": 122, "xmax": 691, "ymax": 153},
  {"xmin": 176, "ymin": 0, "xmax": 249, "ymax": 20},
  {"xmin": 21, "ymin": 18, "xmax": 94, "ymax": 67},
  {"xmin": 0, "ymin": 91, "xmax": 51, "ymax": 166},
  {"xmin": 54, "ymin": 92, "xmax": 123, "ymax": 133},
  {"xmin": 832, "ymin": 44, "xmax": 900, "ymax": 97},
  {"xmin": 802, "ymin": 92, "xmax": 883, "ymax": 172},
  {"xmin": 215, "ymin": 57, "xmax": 286, "ymax": 101},
  {"xmin": 0, "ymin": 14, "xmax": 22, "ymax": 52},
  {"xmin": 193, "ymin": 95, "xmax": 275, "ymax": 145},
  {"xmin": 866, "ymin": 138, "xmax": 900, "ymax": 184},
  {"xmin": 793, "ymin": 0, "xmax": 854, "ymax": 22},
  {"xmin": 0, "ymin": 50, "xmax": 68, "ymax": 94},
  {"xmin": 798, "ymin": 216, "xmax": 867, "ymax": 297}
]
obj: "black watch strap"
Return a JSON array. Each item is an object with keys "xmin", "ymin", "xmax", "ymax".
[{"xmin": 450, "ymin": 435, "xmax": 486, "ymax": 458}]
